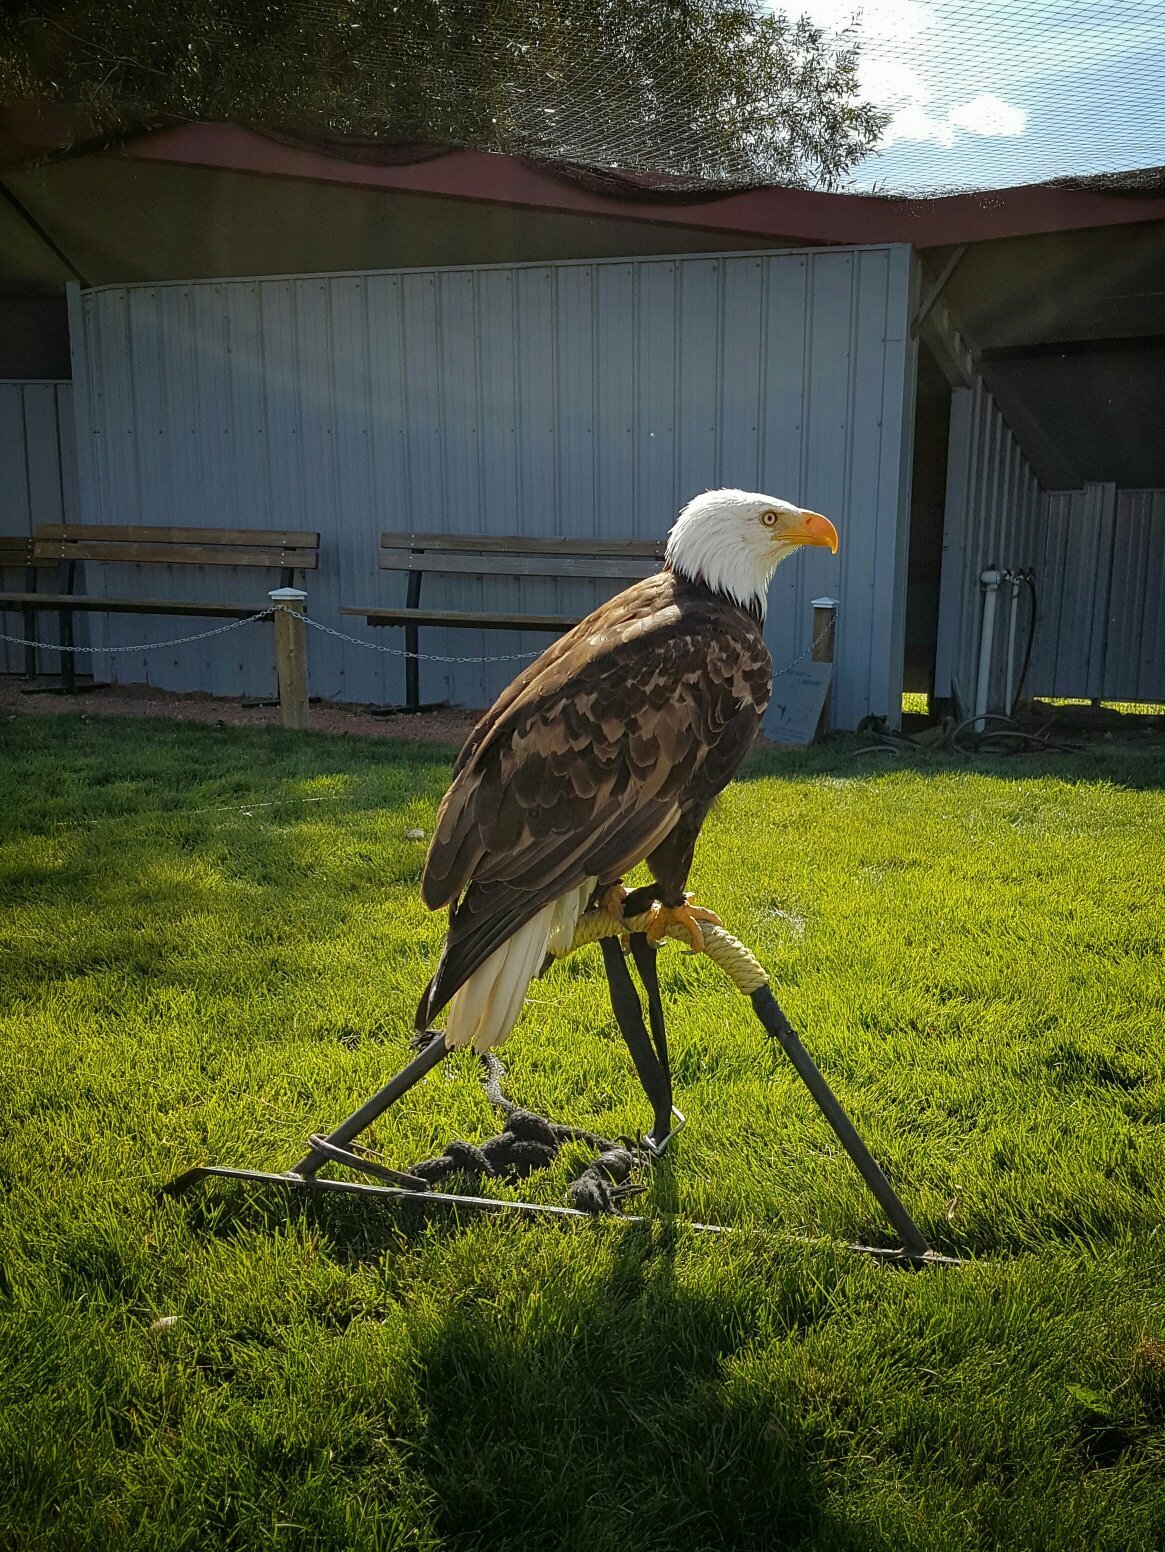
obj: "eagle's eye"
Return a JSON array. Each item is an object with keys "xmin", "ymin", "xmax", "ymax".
[{"xmin": 760, "ymin": 510, "xmax": 779, "ymax": 528}]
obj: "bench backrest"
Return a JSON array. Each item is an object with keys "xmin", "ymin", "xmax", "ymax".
[
  {"xmin": 378, "ymin": 532, "xmax": 666, "ymax": 582},
  {"xmin": 32, "ymin": 524, "xmax": 320, "ymax": 570},
  {"xmin": 0, "ymin": 536, "xmax": 54, "ymax": 569}
]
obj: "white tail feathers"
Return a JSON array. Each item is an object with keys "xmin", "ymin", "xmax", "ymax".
[{"xmin": 443, "ymin": 878, "xmax": 597, "ymax": 1054}]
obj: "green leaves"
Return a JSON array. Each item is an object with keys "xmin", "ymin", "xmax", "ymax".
[{"xmin": 3, "ymin": 0, "xmax": 885, "ymax": 187}]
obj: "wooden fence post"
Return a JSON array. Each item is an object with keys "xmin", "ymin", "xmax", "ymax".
[
  {"xmin": 269, "ymin": 587, "xmax": 309, "ymax": 730},
  {"xmin": 812, "ymin": 596, "xmax": 838, "ymax": 739}
]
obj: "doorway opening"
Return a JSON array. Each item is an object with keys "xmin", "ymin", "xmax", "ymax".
[{"xmin": 902, "ymin": 341, "xmax": 952, "ymax": 720}]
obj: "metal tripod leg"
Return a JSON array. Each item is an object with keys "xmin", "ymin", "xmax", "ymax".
[
  {"xmin": 600, "ymin": 935, "xmax": 676, "ymax": 1148},
  {"xmin": 289, "ymin": 1031, "xmax": 449, "ymax": 1178},
  {"xmin": 749, "ymin": 986, "xmax": 932, "ymax": 1260}
]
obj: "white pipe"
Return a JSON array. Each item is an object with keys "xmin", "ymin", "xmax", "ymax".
[
  {"xmin": 1003, "ymin": 574, "xmax": 1021, "ymax": 717},
  {"xmin": 975, "ymin": 569, "xmax": 1003, "ymax": 732}
]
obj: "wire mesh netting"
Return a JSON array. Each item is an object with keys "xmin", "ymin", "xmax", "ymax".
[
  {"xmin": 814, "ymin": 0, "xmax": 1165, "ymax": 194},
  {"xmin": 3, "ymin": 1, "xmax": 1165, "ymax": 196}
]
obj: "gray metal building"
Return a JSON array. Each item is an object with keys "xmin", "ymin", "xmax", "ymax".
[
  {"xmin": 65, "ymin": 247, "xmax": 914, "ymax": 729},
  {"xmin": 3, "ymin": 120, "xmax": 1164, "ymax": 728}
]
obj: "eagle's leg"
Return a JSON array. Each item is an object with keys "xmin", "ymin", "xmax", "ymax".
[
  {"xmin": 599, "ymin": 935, "xmax": 675, "ymax": 1149},
  {"xmin": 629, "ymin": 812, "xmax": 723, "ymax": 955}
]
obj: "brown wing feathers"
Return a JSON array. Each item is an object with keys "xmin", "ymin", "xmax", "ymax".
[{"xmin": 416, "ymin": 570, "xmax": 771, "ymax": 1033}]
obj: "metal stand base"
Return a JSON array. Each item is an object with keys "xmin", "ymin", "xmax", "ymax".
[
  {"xmin": 161, "ymin": 985, "xmax": 961, "ymax": 1267},
  {"xmin": 160, "ymin": 1166, "xmax": 959, "ymax": 1266}
]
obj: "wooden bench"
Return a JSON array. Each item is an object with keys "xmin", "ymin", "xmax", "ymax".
[
  {"xmin": 0, "ymin": 523, "xmax": 320, "ymax": 691},
  {"xmin": 341, "ymin": 531, "xmax": 667, "ymax": 710}
]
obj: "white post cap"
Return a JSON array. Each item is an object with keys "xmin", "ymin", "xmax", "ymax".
[
  {"xmin": 269, "ymin": 587, "xmax": 308, "ymax": 601},
  {"xmin": 811, "ymin": 597, "xmax": 839, "ymax": 609}
]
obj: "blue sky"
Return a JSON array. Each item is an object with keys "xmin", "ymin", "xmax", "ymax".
[{"xmin": 782, "ymin": 0, "xmax": 1165, "ymax": 191}]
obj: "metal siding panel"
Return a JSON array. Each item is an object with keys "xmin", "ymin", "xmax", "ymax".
[
  {"xmin": 224, "ymin": 283, "xmax": 270, "ymax": 528},
  {"xmin": 327, "ymin": 275, "xmax": 375, "ymax": 706},
  {"xmin": 757, "ymin": 254, "xmax": 810, "ymax": 677},
  {"xmin": 594, "ymin": 264, "xmax": 635, "ymax": 534},
  {"xmin": 1136, "ymin": 492, "xmax": 1165, "ymax": 701},
  {"xmin": 964, "ymin": 386, "xmax": 992, "ymax": 696},
  {"xmin": 439, "ymin": 269, "xmax": 486, "ymax": 707},
  {"xmin": 0, "ymin": 386, "xmax": 31, "ymax": 674},
  {"xmin": 56, "ymin": 385, "xmax": 79, "ymax": 523},
  {"xmin": 834, "ymin": 246, "xmax": 892, "ymax": 726},
  {"xmin": 718, "ymin": 257, "xmax": 764, "ymax": 490},
  {"xmin": 0, "ymin": 387, "xmax": 31, "ymax": 533},
  {"xmin": 126, "ymin": 289, "xmax": 168, "ymax": 518},
  {"xmin": 800, "ymin": 252, "xmax": 856, "ymax": 720},
  {"xmin": 21, "ymin": 385, "xmax": 63, "ymax": 523},
  {"xmin": 1031, "ymin": 492, "xmax": 1071, "ymax": 697},
  {"xmin": 555, "ymin": 264, "xmax": 597, "ymax": 540},
  {"xmin": 938, "ymin": 377, "xmax": 1056, "ymax": 715},
  {"xmin": 1102, "ymin": 490, "xmax": 1149, "ymax": 702},
  {"xmin": 0, "ymin": 382, "xmax": 81, "ymax": 673},
  {"xmin": 512, "ymin": 267, "xmax": 560, "ymax": 704},
  {"xmin": 1085, "ymin": 483, "xmax": 1117, "ymax": 700},
  {"xmin": 870, "ymin": 245, "xmax": 916, "ymax": 725},
  {"xmin": 933, "ymin": 387, "xmax": 973, "ymax": 700},
  {"xmin": 363, "ymin": 272, "xmax": 409, "ymax": 705},
  {"xmin": 1056, "ymin": 486, "xmax": 1099, "ymax": 696},
  {"xmin": 399, "ymin": 271, "xmax": 446, "ymax": 704},
  {"xmin": 635, "ymin": 259, "xmax": 677, "ymax": 538},
  {"xmin": 675, "ymin": 259, "xmax": 720, "ymax": 505},
  {"xmin": 475, "ymin": 268, "xmax": 524, "ymax": 709}
]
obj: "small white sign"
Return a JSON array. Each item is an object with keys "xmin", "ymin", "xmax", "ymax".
[{"xmin": 767, "ymin": 662, "xmax": 833, "ymax": 746}]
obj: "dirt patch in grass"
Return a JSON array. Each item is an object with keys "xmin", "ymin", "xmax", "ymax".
[{"xmin": 0, "ymin": 674, "xmax": 479, "ymax": 746}]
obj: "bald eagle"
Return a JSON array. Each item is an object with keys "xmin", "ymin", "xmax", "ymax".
[{"xmin": 416, "ymin": 490, "xmax": 838, "ymax": 1135}]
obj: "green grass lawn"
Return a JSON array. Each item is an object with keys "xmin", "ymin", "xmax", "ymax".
[{"xmin": 2, "ymin": 714, "xmax": 1164, "ymax": 1551}]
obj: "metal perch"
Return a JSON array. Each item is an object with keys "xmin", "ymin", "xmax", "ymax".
[{"xmin": 162, "ymin": 906, "xmax": 960, "ymax": 1268}]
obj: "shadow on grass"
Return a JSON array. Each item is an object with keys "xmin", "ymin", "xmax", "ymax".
[
  {"xmin": 408, "ymin": 1225, "xmax": 846, "ymax": 1551},
  {"xmin": 172, "ymin": 1182, "xmax": 870, "ymax": 1551}
]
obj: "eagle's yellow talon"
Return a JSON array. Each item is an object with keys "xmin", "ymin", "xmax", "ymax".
[
  {"xmin": 644, "ymin": 896, "xmax": 722, "ymax": 953},
  {"xmin": 598, "ymin": 884, "xmax": 633, "ymax": 949}
]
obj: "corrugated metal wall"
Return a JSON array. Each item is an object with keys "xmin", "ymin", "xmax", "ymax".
[
  {"xmin": 933, "ymin": 377, "xmax": 1042, "ymax": 711},
  {"xmin": 0, "ymin": 381, "xmax": 78, "ymax": 674},
  {"xmin": 68, "ymin": 246, "xmax": 915, "ymax": 729},
  {"xmin": 1030, "ymin": 484, "xmax": 1165, "ymax": 703}
]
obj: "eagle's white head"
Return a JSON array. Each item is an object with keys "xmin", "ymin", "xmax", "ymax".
[{"xmin": 665, "ymin": 488, "xmax": 839, "ymax": 618}]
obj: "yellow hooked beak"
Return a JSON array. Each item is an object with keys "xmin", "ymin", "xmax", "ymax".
[{"xmin": 784, "ymin": 510, "xmax": 839, "ymax": 554}]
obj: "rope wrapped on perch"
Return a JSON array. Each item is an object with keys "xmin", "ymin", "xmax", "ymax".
[{"xmin": 559, "ymin": 904, "xmax": 769, "ymax": 994}]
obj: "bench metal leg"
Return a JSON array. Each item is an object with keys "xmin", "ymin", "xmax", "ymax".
[{"xmin": 404, "ymin": 569, "xmax": 423, "ymax": 712}]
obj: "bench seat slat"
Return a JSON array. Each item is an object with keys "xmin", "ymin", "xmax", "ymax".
[
  {"xmin": 36, "ymin": 524, "xmax": 320, "ymax": 550},
  {"xmin": 341, "ymin": 606, "xmax": 582, "ymax": 631},
  {"xmin": 379, "ymin": 532, "xmax": 665, "ymax": 559},
  {"xmin": 379, "ymin": 551, "xmax": 660, "ymax": 581},
  {"xmin": 33, "ymin": 541, "xmax": 319, "ymax": 568},
  {"xmin": 0, "ymin": 593, "xmax": 271, "ymax": 618}
]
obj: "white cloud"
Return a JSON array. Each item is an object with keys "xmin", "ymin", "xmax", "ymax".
[
  {"xmin": 949, "ymin": 94, "xmax": 1028, "ymax": 137},
  {"xmin": 781, "ymin": 1, "xmax": 1029, "ymax": 151},
  {"xmin": 883, "ymin": 92, "xmax": 1028, "ymax": 148}
]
